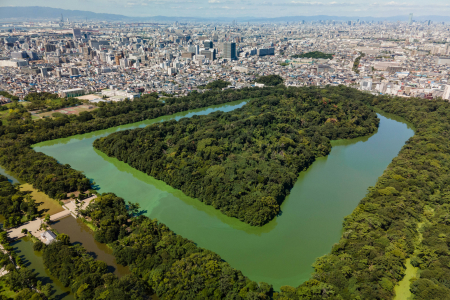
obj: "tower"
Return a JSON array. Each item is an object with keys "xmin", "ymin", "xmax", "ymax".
[
  {"xmin": 409, "ymin": 13, "xmax": 413, "ymax": 25},
  {"xmin": 223, "ymin": 42, "xmax": 237, "ymax": 60}
]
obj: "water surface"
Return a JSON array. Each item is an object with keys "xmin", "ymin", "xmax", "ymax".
[
  {"xmin": 12, "ymin": 237, "xmax": 73, "ymax": 300},
  {"xmin": 32, "ymin": 101, "xmax": 415, "ymax": 290},
  {"xmin": 51, "ymin": 216, "xmax": 130, "ymax": 277}
]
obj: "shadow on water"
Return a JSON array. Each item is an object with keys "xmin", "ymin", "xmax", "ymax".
[
  {"xmin": 11, "ymin": 237, "xmax": 73, "ymax": 300},
  {"xmin": 51, "ymin": 217, "xmax": 129, "ymax": 278}
]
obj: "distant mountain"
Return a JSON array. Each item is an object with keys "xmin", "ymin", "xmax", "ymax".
[{"xmin": 1, "ymin": 6, "xmax": 450, "ymax": 23}]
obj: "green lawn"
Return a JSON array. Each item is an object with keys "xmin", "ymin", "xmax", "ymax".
[{"xmin": 20, "ymin": 183, "xmax": 64, "ymax": 216}]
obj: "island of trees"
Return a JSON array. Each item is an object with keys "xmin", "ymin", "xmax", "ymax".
[
  {"xmin": 291, "ymin": 51, "xmax": 334, "ymax": 59},
  {"xmin": 94, "ymin": 86, "xmax": 379, "ymax": 226}
]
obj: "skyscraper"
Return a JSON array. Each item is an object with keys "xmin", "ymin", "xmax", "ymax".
[
  {"xmin": 44, "ymin": 44, "xmax": 56, "ymax": 52},
  {"xmin": 73, "ymin": 28, "xmax": 82, "ymax": 40},
  {"xmin": 409, "ymin": 13, "xmax": 413, "ymax": 25},
  {"xmin": 203, "ymin": 40, "xmax": 213, "ymax": 49},
  {"xmin": 223, "ymin": 42, "xmax": 237, "ymax": 60}
]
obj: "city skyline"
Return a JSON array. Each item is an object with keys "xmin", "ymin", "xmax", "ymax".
[{"xmin": 2, "ymin": 1, "xmax": 450, "ymax": 18}]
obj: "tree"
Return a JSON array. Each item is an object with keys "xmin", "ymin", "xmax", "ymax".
[
  {"xmin": 57, "ymin": 233, "xmax": 70, "ymax": 245},
  {"xmin": 44, "ymin": 214, "xmax": 50, "ymax": 224},
  {"xmin": 255, "ymin": 75, "xmax": 284, "ymax": 86}
]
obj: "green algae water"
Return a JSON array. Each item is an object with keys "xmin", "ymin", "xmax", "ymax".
[
  {"xmin": 12, "ymin": 237, "xmax": 73, "ymax": 300},
  {"xmin": 32, "ymin": 100, "xmax": 415, "ymax": 290}
]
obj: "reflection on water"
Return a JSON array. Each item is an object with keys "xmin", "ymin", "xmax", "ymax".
[
  {"xmin": 51, "ymin": 216, "xmax": 130, "ymax": 277},
  {"xmin": 0, "ymin": 166, "xmax": 20, "ymax": 184},
  {"xmin": 11, "ymin": 237, "xmax": 73, "ymax": 300}
]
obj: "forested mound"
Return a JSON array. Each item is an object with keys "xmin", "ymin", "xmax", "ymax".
[
  {"xmin": 81, "ymin": 193, "xmax": 273, "ymax": 300},
  {"xmin": 93, "ymin": 87, "xmax": 379, "ymax": 226},
  {"xmin": 273, "ymin": 94, "xmax": 450, "ymax": 299},
  {"xmin": 4, "ymin": 85, "xmax": 450, "ymax": 299}
]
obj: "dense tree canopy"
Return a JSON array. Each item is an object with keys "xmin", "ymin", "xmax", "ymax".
[
  {"xmin": 24, "ymin": 92, "xmax": 82, "ymax": 111},
  {"xmin": 0, "ymin": 88, "xmax": 269, "ymax": 199},
  {"xmin": 273, "ymin": 90, "xmax": 450, "ymax": 299},
  {"xmin": 2, "ymin": 83, "xmax": 450, "ymax": 299},
  {"xmin": 200, "ymin": 79, "xmax": 231, "ymax": 90},
  {"xmin": 81, "ymin": 193, "xmax": 273, "ymax": 300},
  {"xmin": 0, "ymin": 228, "xmax": 50, "ymax": 300},
  {"xmin": 255, "ymin": 75, "xmax": 284, "ymax": 86},
  {"xmin": 94, "ymin": 86, "xmax": 379, "ymax": 225},
  {"xmin": 0, "ymin": 175, "xmax": 40, "ymax": 228},
  {"xmin": 291, "ymin": 52, "xmax": 333, "ymax": 59},
  {"xmin": 0, "ymin": 91, "xmax": 19, "ymax": 101},
  {"xmin": 39, "ymin": 237, "xmax": 151, "ymax": 300}
]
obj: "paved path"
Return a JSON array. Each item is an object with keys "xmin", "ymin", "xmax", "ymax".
[
  {"xmin": 7, "ymin": 219, "xmax": 42, "ymax": 240},
  {"xmin": 6, "ymin": 195, "xmax": 97, "ymax": 241},
  {"xmin": 50, "ymin": 210, "xmax": 72, "ymax": 221},
  {"xmin": 64, "ymin": 195, "xmax": 97, "ymax": 217}
]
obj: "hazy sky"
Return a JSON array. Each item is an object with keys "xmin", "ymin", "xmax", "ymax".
[{"xmin": 2, "ymin": 0, "xmax": 450, "ymax": 18}]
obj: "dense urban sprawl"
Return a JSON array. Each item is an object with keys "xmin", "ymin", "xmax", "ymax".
[{"xmin": 1, "ymin": 19, "xmax": 450, "ymax": 103}]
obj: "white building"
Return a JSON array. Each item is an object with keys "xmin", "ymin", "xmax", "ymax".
[
  {"xmin": 360, "ymin": 80, "xmax": 373, "ymax": 91},
  {"xmin": 443, "ymin": 85, "xmax": 450, "ymax": 101},
  {"xmin": 101, "ymin": 89, "xmax": 140, "ymax": 100},
  {"xmin": 41, "ymin": 230, "xmax": 57, "ymax": 245},
  {"xmin": 0, "ymin": 60, "xmax": 28, "ymax": 67}
]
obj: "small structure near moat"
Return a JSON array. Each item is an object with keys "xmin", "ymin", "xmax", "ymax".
[{"xmin": 41, "ymin": 230, "xmax": 57, "ymax": 245}]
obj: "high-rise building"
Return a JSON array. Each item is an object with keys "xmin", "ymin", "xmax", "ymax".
[
  {"xmin": 40, "ymin": 68, "xmax": 48, "ymax": 78},
  {"xmin": 203, "ymin": 40, "xmax": 213, "ymax": 49},
  {"xmin": 119, "ymin": 58, "xmax": 128, "ymax": 68},
  {"xmin": 44, "ymin": 44, "xmax": 56, "ymax": 52},
  {"xmin": 27, "ymin": 51, "xmax": 38, "ymax": 60},
  {"xmin": 200, "ymin": 49, "xmax": 216, "ymax": 60},
  {"xmin": 187, "ymin": 45, "xmax": 196, "ymax": 54},
  {"xmin": 223, "ymin": 42, "xmax": 237, "ymax": 60},
  {"xmin": 70, "ymin": 67, "xmax": 79, "ymax": 76},
  {"xmin": 115, "ymin": 53, "xmax": 123, "ymax": 65},
  {"xmin": 11, "ymin": 51, "xmax": 28, "ymax": 60},
  {"xmin": 409, "ymin": 13, "xmax": 413, "ymax": 25},
  {"xmin": 257, "ymin": 48, "xmax": 275, "ymax": 57},
  {"xmin": 83, "ymin": 46, "xmax": 92, "ymax": 60},
  {"xmin": 72, "ymin": 28, "xmax": 82, "ymax": 40},
  {"xmin": 99, "ymin": 51, "xmax": 107, "ymax": 62}
]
